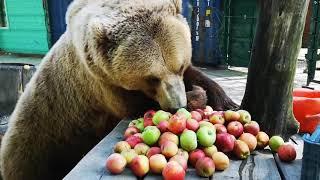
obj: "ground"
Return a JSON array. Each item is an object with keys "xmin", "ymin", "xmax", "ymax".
[{"xmin": 199, "ymin": 48, "xmax": 320, "ymax": 104}]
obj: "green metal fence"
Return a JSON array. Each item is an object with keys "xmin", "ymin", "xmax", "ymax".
[{"xmin": 306, "ymin": 0, "xmax": 320, "ymax": 85}]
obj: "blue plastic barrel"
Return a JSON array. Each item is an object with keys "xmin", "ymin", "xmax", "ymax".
[
  {"xmin": 191, "ymin": 0, "xmax": 223, "ymax": 65},
  {"xmin": 48, "ymin": 0, "xmax": 74, "ymax": 45},
  {"xmin": 182, "ymin": 0, "xmax": 192, "ymax": 28}
]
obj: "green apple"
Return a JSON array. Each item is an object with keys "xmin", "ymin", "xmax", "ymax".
[
  {"xmin": 129, "ymin": 118, "xmax": 144, "ymax": 132},
  {"xmin": 152, "ymin": 110, "xmax": 170, "ymax": 125},
  {"xmin": 142, "ymin": 126, "xmax": 161, "ymax": 146},
  {"xmin": 177, "ymin": 108, "xmax": 191, "ymax": 119},
  {"xmin": 180, "ymin": 130, "xmax": 197, "ymax": 152},
  {"xmin": 269, "ymin": 136, "xmax": 285, "ymax": 152},
  {"xmin": 197, "ymin": 126, "xmax": 216, "ymax": 147}
]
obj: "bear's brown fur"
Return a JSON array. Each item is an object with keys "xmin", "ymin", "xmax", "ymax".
[{"xmin": 0, "ymin": 0, "xmax": 237, "ymax": 179}]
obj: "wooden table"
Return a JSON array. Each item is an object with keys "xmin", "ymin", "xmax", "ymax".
[{"xmin": 64, "ymin": 120, "xmax": 304, "ymax": 180}]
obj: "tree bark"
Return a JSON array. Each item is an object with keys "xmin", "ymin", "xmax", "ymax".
[{"xmin": 241, "ymin": 0, "xmax": 310, "ymax": 139}]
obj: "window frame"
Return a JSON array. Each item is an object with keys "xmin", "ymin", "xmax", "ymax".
[{"xmin": 0, "ymin": 0, "xmax": 9, "ymax": 29}]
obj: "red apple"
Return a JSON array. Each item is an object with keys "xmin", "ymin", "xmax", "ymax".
[
  {"xmin": 278, "ymin": 144, "xmax": 296, "ymax": 162},
  {"xmin": 157, "ymin": 120, "xmax": 169, "ymax": 133},
  {"xmin": 162, "ymin": 161, "xmax": 185, "ymax": 180},
  {"xmin": 161, "ymin": 141, "xmax": 178, "ymax": 158},
  {"xmin": 214, "ymin": 124, "xmax": 227, "ymax": 134},
  {"xmin": 114, "ymin": 141, "xmax": 131, "ymax": 153},
  {"xmin": 256, "ymin": 131, "xmax": 270, "ymax": 149},
  {"xmin": 149, "ymin": 154, "xmax": 167, "ymax": 174},
  {"xmin": 227, "ymin": 121, "xmax": 244, "ymax": 138},
  {"xmin": 186, "ymin": 118, "xmax": 200, "ymax": 131},
  {"xmin": 195, "ymin": 157, "xmax": 215, "ymax": 177},
  {"xmin": 169, "ymin": 155, "xmax": 188, "ymax": 170},
  {"xmin": 124, "ymin": 126, "xmax": 140, "ymax": 139},
  {"xmin": 143, "ymin": 118, "xmax": 154, "ymax": 127},
  {"xmin": 215, "ymin": 133, "xmax": 235, "ymax": 153},
  {"xmin": 224, "ymin": 110, "xmax": 240, "ymax": 122},
  {"xmin": 189, "ymin": 149, "xmax": 206, "ymax": 167},
  {"xmin": 126, "ymin": 134, "xmax": 143, "ymax": 148},
  {"xmin": 212, "ymin": 152, "xmax": 229, "ymax": 171},
  {"xmin": 168, "ymin": 113, "xmax": 187, "ymax": 135},
  {"xmin": 143, "ymin": 110, "xmax": 155, "ymax": 127},
  {"xmin": 177, "ymin": 148, "xmax": 189, "ymax": 160},
  {"xmin": 244, "ymin": 121, "xmax": 260, "ymax": 136},
  {"xmin": 146, "ymin": 147, "xmax": 161, "ymax": 158},
  {"xmin": 133, "ymin": 133, "xmax": 142, "ymax": 138},
  {"xmin": 230, "ymin": 134, "xmax": 236, "ymax": 141},
  {"xmin": 191, "ymin": 111, "xmax": 202, "ymax": 122},
  {"xmin": 209, "ymin": 112, "xmax": 225, "ymax": 124},
  {"xmin": 130, "ymin": 155, "xmax": 149, "ymax": 177},
  {"xmin": 106, "ymin": 153, "xmax": 127, "ymax": 174},
  {"xmin": 196, "ymin": 109, "xmax": 205, "ymax": 119},
  {"xmin": 233, "ymin": 140, "xmax": 250, "ymax": 159},
  {"xmin": 203, "ymin": 106, "xmax": 214, "ymax": 119},
  {"xmin": 239, "ymin": 133, "xmax": 257, "ymax": 152},
  {"xmin": 144, "ymin": 110, "xmax": 156, "ymax": 119},
  {"xmin": 158, "ymin": 132, "xmax": 179, "ymax": 146}
]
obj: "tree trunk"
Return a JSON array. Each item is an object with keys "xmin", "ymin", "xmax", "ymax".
[{"xmin": 241, "ymin": 0, "xmax": 310, "ymax": 139}]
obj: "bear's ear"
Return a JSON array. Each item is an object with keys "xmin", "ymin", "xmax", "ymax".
[
  {"xmin": 88, "ymin": 18, "xmax": 113, "ymax": 45},
  {"xmin": 87, "ymin": 18, "xmax": 117, "ymax": 62},
  {"xmin": 170, "ymin": 0, "xmax": 182, "ymax": 14}
]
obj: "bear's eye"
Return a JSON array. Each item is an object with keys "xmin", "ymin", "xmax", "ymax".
[{"xmin": 146, "ymin": 76, "xmax": 160, "ymax": 86}]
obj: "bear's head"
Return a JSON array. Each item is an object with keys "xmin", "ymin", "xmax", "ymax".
[{"xmin": 66, "ymin": 0, "xmax": 191, "ymax": 111}]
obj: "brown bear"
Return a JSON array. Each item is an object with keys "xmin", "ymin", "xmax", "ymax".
[{"xmin": 0, "ymin": 0, "xmax": 237, "ymax": 179}]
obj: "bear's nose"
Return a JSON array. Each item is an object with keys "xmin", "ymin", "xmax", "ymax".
[{"xmin": 167, "ymin": 106, "xmax": 187, "ymax": 114}]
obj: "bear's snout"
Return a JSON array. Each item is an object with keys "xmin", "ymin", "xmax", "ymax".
[{"xmin": 156, "ymin": 76, "xmax": 187, "ymax": 112}]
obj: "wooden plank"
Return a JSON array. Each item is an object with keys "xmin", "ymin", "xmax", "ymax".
[
  {"xmin": 63, "ymin": 120, "xmax": 136, "ymax": 180},
  {"xmin": 274, "ymin": 134, "xmax": 303, "ymax": 180},
  {"xmin": 213, "ymin": 159, "xmax": 242, "ymax": 179},
  {"xmin": 218, "ymin": 150, "xmax": 281, "ymax": 180},
  {"xmin": 250, "ymin": 150, "xmax": 281, "ymax": 180},
  {"xmin": 213, "ymin": 150, "xmax": 281, "ymax": 180}
]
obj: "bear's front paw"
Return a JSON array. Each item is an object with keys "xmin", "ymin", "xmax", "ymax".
[{"xmin": 186, "ymin": 85, "xmax": 207, "ymax": 111}]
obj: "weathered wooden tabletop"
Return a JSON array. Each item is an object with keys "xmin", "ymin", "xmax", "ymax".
[{"xmin": 64, "ymin": 120, "xmax": 304, "ymax": 180}]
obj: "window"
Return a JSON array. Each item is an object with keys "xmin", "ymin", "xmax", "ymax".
[{"xmin": 0, "ymin": 0, "xmax": 8, "ymax": 28}]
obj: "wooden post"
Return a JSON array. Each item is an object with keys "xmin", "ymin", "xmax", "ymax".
[{"xmin": 241, "ymin": 0, "xmax": 310, "ymax": 139}]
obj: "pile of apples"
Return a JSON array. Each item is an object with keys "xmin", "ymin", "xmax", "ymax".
[{"xmin": 106, "ymin": 106, "xmax": 297, "ymax": 179}]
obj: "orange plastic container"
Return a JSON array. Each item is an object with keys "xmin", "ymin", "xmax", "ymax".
[{"xmin": 293, "ymin": 88, "xmax": 320, "ymax": 133}]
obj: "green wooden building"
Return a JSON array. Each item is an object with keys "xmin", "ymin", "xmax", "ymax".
[
  {"xmin": 0, "ymin": 0, "xmax": 314, "ymax": 68},
  {"xmin": 0, "ymin": 0, "xmax": 50, "ymax": 54}
]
